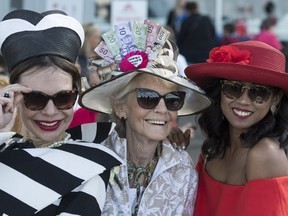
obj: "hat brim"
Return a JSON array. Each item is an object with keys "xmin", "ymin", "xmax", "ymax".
[
  {"xmin": 185, "ymin": 62, "xmax": 288, "ymax": 95},
  {"xmin": 80, "ymin": 68, "xmax": 212, "ymax": 116}
]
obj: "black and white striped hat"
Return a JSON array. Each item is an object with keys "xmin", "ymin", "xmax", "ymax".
[{"xmin": 0, "ymin": 9, "xmax": 84, "ymax": 71}]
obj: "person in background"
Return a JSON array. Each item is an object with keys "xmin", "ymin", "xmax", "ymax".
[
  {"xmin": 78, "ymin": 23, "xmax": 102, "ymax": 78},
  {"xmin": 166, "ymin": 0, "xmax": 188, "ymax": 40},
  {"xmin": 253, "ymin": 18, "xmax": 283, "ymax": 50},
  {"xmin": 220, "ymin": 23, "xmax": 240, "ymax": 45},
  {"xmin": 164, "ymin": 25, "xmax": 188, "ymax": 77},
  {"xmin": 0, "ymin": 9, "xmax": 121, "ymax": 215},
  {"xmin": 185, "ymin": 40, "xmax": 288, "ymax": 215},
  {"xmin": 263, "ymin": 1, "xmax": 277, "ymax": 27},
  {"xmin": 177, "ymin": 1, "xmax": 215, "ymax": 64},
  {"xmin": 80, "ymin": 22, "xmax": 212, "ymax": 215}
]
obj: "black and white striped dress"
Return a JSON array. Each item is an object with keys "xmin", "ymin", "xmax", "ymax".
[{"xmin": 0, "ymin": 122, "xmax": 122, "ymax": 215}]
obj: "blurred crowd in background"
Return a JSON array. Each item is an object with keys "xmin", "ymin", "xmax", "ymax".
[{"xmin": 2, "ymin": 0, "xmax": 287, "ymax": 82}]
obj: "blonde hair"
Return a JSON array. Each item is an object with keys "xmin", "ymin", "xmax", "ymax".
[
  {"xmin": 0, "ymin": 75, "xmax": 9, "ymax": 88},
  {"xmin": 80, "ymin": 23, "xmax": 101, "ymax": 56}
]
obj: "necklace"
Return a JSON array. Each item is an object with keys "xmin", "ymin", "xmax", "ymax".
[
  {"xmin": 127, "ymin": 143, "xmax": 162, "ymax": 215},
  {"xmin": 128, "ymin": 157, "xmax": 159, "ymax": 216},
  {"xmin": 127, "ymin": 157, "xmax": 158, "ymax": 188},
  {"xmin": 46, "ymin": 133, "xmax": 72, "ymax": 148}
]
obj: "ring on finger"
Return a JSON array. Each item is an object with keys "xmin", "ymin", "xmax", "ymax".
[{"xmin": 3, "ymin": 91, "xmax": 10, "ymax": 98}]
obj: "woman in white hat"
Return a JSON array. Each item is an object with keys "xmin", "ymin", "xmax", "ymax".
[
  {"xmin": 0, "ymin": 9, "xmax": 121, "ymax": 215},
  {"xmin": 80, "ymin": 22, "xmax": 212, "ymax": 215},
  {"xmin": 185, "ymin": 40, "xmax": 288, "ymax": 215}
]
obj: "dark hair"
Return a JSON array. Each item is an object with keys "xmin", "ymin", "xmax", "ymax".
[
  {"xmin": 224, "ymin": 23, "xmax": 235, "ymax": 34},
  {"xmin": 10, "ymin": 55, "xmax": 81, "ymax": 92},
  {"xmin": 0, "ymin": 55, "xmax": 8, "ymax": 74},
  {"xmin": 265, "ymin": 1, "xmax": 275, "ymax": 14},
  {"xmin": 185, "ymin": 2, "xmax": 198, "ymax": 12},
  {"xmin": 198, "ymin": 80, "xmax": 288, "ymax": 160}
]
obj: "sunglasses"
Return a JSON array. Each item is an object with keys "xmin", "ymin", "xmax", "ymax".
[
  {"xmin": 221, "ymin": 80, "xmax": 274, "ymax": 104},
  {"xmin": 135, "ymin": 88, "xmax": 186, "ymax": 111},
  {"xmin": 22, "ymin": 90, "xmax": 78, "ymax": 111}
]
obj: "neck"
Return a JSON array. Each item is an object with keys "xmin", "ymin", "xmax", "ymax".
[
  {"xmin": 228, "ymin": 126, "xmax": 247, "ymax": 153},
  {"xmin": 22, "ymin": 128, "xmax": 69, "ymax": 148},
  {"xmin": 127, "ymin": 139, "xmax": 160, "ymax": 167}
]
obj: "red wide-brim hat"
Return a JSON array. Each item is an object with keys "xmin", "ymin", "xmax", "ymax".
[{"xmin": 185, "ymin": 40, "xmax": 288, "ymax": 96}]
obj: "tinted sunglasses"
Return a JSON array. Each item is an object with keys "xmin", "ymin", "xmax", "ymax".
[
  {"xmin": 135, "ymin": 88, "xmax": 186, "ymax": 111},
  {"xmin": 22, "ymin": 90, "xmax": 78, "ymax": 111},
  {"xmin": 221, "ymin": 80, "xmax": 274, "ymax": 104}
]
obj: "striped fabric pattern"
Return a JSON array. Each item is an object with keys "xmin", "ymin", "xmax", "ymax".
[
  {"xmin": 0, "ymin": 123, "xmax": 122, "ymax": 215},
  {"xmin": 67, "ymin": 122, "xmax": 114, "ymax": 144}
]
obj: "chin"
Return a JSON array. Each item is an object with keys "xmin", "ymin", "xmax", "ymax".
[{"xmin": 149, "ymin": 135, "xmax": 168, "ymax": 142}]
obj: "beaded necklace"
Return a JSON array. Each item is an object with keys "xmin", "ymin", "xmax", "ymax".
[
  {"xmin": 46, "ymin": 133, "xmax": 71, "ymax": 148},
  {"xmin": 1, "ymin": 133, "xmax": 72, "ymax": 151},
  {"xmin": 127, "ymin": 143, "xmax": 161, "ymax": 215}
]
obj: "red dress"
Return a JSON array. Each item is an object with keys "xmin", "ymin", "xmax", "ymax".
[{"xmin": 194, "ymin": 155, "xmax": 288, "ymax": 216}]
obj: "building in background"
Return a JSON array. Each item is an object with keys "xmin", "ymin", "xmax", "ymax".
[{"xmin": 1, "ymin": 0, "xmax": 288, "ymax": 41}]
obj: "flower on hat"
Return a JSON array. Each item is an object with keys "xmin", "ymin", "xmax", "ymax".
[
  {"xmin": 119, "ymin": 51, "xmax": 148, "ymax": 72},
  {"xmin": 207, "ymin": 45, "xmax": 251, "ymax": 65}
]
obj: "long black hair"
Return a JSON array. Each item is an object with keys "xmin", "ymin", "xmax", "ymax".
[{"xmin": 198, "ymin": 79, "xmax": 288, "ymax": 160}]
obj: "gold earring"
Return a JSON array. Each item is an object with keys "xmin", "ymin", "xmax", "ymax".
[{"xmin": 270, "ymin": 105, "xmax": 277, "ymax": 115}]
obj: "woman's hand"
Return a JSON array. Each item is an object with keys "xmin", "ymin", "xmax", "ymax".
[
  {"xmin": 0, "ymin": 84, "xmax": 31, "ymax": 129},
  {"xmin": 167, "ymin": 123, "xmax": 196, "ymax": 150}
]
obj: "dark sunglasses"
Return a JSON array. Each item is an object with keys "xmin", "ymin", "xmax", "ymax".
[
  {"xmin": 135, "ymin": 88, "xmax": 186, "ymax": 111},
  {"xmin": 221, "ymin": 80, "xmax": 274, "ymax": 104},
  {"xmin": 22, "ymin": 90, "xmax": 78, "ymax": 111}
]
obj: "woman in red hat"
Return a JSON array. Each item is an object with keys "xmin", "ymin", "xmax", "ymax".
[{"xmin": 185, "ymin": 40, "xmax": 288, "ymax": 215}]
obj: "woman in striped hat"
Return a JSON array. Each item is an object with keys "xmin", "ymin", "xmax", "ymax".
[{"xmin": 0, "ymin": 9, "xmax": 121, "ymax": 215}]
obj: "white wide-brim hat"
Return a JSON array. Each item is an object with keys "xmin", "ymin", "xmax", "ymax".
[
  {"xmin": 80, "ymin": 67, "xmax": 212, "ymax": 116},
  {"xmin": 80, "ymin": 36, "xmax": 212, "ymax": 116}
]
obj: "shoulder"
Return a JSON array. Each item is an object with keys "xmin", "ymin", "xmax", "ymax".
[
  {"xmin": 200, "ymin": 15, "xmax": 211, "ymax": 22},
  {"xmin": 162, "ymin": 143, "xmax": 195, "ymax": 167},
  {"xmin": 67, "ymin": 122, "xmax": 115, "ymax": 143},
  {"xmin": 0, "ymin": 131, "xmax": 16, "ymax": 144},
  {"xmin": 247, "ymin": 137, "xmax": 288, "ymax": 181},
  {"xmin": 162, "ymin": 144, "xmax": 198, "ymax": 183}
]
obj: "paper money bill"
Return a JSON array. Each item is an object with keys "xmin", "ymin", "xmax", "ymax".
[
  {"xmin": 102, "ymin": 29, "xmax": 121, "ymax": 59},
  {"xmin": 132, "ymin": 22, "xmax": 148, "ymax": 51},
  {"xmin": 149, "ymin": 26, "xmax": 171, "ymax": 60},
  {"xmin": 144, "ymin": 19, "xmax": 160, "ymax": 54},
  {"xmin": 115, "ymin": 22, "xmax": 137, "ymax": 58},
  {"xmin": 94, "ymin": 41, "xmax": 115, "ymax": 63}
]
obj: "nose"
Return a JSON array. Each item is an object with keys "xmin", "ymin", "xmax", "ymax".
[
  {"xmin": 154, "ymin": 98, "xmax": 168, "ymax": 113},
  {"xmin": 41, "ymin": 99, "xmax": 58, "ymax": 114},
  {"xmin": 236, "ymin": 88, "xmax": 251, "ymax": 104}
]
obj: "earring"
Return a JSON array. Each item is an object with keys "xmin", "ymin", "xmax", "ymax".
[{"xmin": 270, "ymin": 105, "xmax": 277, "ymax": 115}]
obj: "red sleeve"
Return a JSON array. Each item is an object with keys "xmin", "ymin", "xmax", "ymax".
[{"xmin": 236, "ymin": 177, "xmax": 288, "ymax": 216}]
